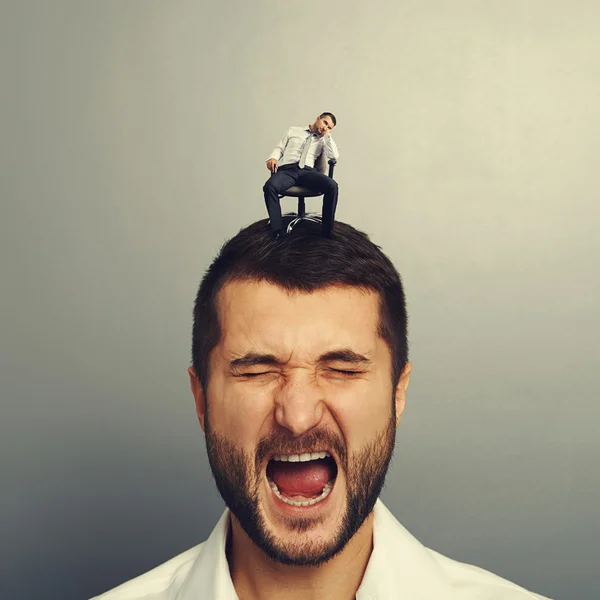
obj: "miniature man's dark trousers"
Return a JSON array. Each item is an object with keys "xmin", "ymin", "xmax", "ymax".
[{"xmin": 263, "ymin": 163, "xmax": 338, "ymax": 236}]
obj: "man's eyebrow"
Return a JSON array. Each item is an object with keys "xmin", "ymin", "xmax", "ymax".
[
  {"xmin": 229, "ymin": 353, "xmax": 281, "ymax": 369},
  {"xmin": 319, "ymin": 349, "xmax": 372, "ymax": 365},
  {"xmin": 228, "ymin": 349, "xmax": 372, "ymax": 369}
]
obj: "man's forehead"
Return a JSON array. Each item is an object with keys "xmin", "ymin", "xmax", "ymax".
[
  {"xmin": 215, "ymin": 280, "xmax": 381, "ymax": 341},
  {"xmin": 212, "ymin": 281, "xmax": 391, "ymax": 371}
]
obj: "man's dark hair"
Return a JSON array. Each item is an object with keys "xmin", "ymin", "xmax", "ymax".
[
  {"xmin": 320, "ymin": 112, "xmax": 337, "ymax": 126},
  {"xmin": 192, "ymin": 218, "xmax": 407, "ymax": 389}
]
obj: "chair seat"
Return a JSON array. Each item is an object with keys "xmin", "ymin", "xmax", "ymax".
[{"xmin": 282, "ymin": 186, "xmax": 322, "ymax": 198}]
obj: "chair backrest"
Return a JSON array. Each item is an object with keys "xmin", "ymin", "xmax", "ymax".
[{"xmin": 314, "ymin": 151, "xmax": 327, "ymax": 174}]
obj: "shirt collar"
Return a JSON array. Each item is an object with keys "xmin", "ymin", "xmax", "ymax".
[
  {"xmin": 176, "ymin": 510, "xmax": 238, "ymax": 600},
  {"xmin": 356, "ymin": 500, "xmax": 450, "ymax": 599},
  {"xmin": 176, "ymin": 500, "xmax": 450, "ymax": 600}
]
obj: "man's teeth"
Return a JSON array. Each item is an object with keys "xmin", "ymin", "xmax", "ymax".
[
  {"xmin": 268, "ymin": 479, "xmax": 334, "ymax": 507},
  {"xmin": 272, "ymin": 451, "xmax": 330, "ymax": 462}
]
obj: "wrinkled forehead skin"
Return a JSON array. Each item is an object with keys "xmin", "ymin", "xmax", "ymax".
[{"xmin": 209, "ymin": 279, "xmax": 392, "ymax": 380}]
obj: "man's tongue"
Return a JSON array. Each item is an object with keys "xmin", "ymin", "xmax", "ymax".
[{"xmin": 268, "ymin": 459, "xmax": 334, "ymax": 498}]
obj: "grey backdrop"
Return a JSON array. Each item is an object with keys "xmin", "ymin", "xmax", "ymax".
[{"xmin": 2, "ymin": 1, "xmax": 599, "ymax": 599}]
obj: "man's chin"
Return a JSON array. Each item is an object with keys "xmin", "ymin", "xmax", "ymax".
[{"xmin": 254, "ymin": 472, "xmax": 349, "ymax": 564}]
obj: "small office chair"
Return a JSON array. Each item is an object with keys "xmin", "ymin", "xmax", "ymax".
[{"xmin": 280, "ymin": 153, "xmax": 337, "ymax": 233}]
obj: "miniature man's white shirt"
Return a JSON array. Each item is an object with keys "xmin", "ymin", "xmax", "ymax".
[
  {"xmin": 91, "ymin": 500, "xmax": 551, "ymax": 600},
  {"xmin": 268, "ymin": 125, "xmax": 339, "ymax": 168}
]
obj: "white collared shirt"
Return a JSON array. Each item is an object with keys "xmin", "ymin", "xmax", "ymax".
[
  {"xmin": 268, "ymin": 125, "xmax": 339, "ymax": 168},
  {"xmin": 91, "ymin": 500, "xmax": 551, "ymax": 599}
]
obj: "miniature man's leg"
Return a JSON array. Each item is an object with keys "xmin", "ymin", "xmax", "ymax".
[
  {"xmin": 263, "ymin": 168, "xmax": 297, "ymax": 233},
  {"xmin": 296, "ymin": 170, "xmax": 339, "ymax": 236}
]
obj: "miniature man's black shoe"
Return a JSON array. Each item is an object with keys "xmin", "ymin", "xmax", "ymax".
[{"xmin": 273, "ymin": 229, "xmax": 286, "ymax": 241}]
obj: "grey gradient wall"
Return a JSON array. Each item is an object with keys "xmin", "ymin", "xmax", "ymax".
[{"xmin": 2, "ymin": 1, "xmax": 599, "ymax": 599}]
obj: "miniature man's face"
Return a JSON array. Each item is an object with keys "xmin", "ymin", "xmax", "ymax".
[
  {"xmin": 189, "ymin": 280, "xmax": 410, "ymax": 566},
  {"xmin": 312, "ymin": 115, "xmax": 335, "ymax": 137}
]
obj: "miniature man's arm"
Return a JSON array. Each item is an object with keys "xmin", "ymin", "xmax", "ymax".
[
  {"xmin": 322, "ymin": 134, "xmax": 339, "ymax": 161},
  {"xmin": 266, "ymin": 128, "xmax": 291, "ymax": 172}
]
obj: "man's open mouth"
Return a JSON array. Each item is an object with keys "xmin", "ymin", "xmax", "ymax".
[{"xmin": 266, "ymin": 452, "xmax": 338, "ymax": 507}]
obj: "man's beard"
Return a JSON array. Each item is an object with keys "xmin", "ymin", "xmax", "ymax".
[{"xmin": 204, "ymin": 406, "xmax": 397, "ymax": 567}]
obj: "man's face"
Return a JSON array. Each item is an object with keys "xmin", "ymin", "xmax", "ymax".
[
  {"xmin": 191, "ymin": 281, "xmax": 410, "ymax": 566},
  {"xmin": 312, "ymin": 115, "xmax": 335, "ymax": 137}
]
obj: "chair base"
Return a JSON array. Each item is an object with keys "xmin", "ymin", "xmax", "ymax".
[{"xmin": 283, "ymin": 212, "xmax": 322, "ymax": 234}]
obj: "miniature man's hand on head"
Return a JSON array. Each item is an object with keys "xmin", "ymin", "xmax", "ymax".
[{"xmin": 266, "ymin": 158, "xmax": 278, "ymax": 173}]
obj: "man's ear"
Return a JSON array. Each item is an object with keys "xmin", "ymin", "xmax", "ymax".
[
  {"xmin": 188, "ymin": 366, "xmax": 206, "ymax": 432},
  {"xmin": 394, "ymin": 363, "xmax": 412, "ymax": 428}
]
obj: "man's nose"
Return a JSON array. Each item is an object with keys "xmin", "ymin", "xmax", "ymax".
[{"xmin": 274, "ymin": 372, "xmax": 325, "ymax": 437}]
